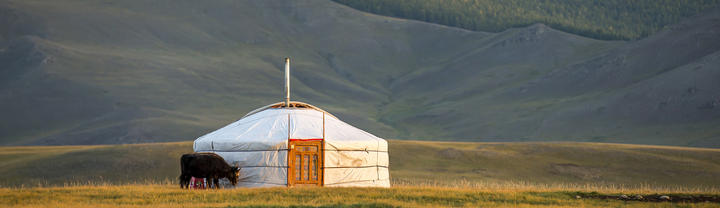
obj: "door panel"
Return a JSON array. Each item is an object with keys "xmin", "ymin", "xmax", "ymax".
[{"xmin": 288, "ymin": 140, "xmax": 323, "ymax": 186}]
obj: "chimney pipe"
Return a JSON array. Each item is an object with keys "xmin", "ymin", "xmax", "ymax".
[{"xmin": 284, "ymin": 58, "xmax": 290, "ymax": 107}]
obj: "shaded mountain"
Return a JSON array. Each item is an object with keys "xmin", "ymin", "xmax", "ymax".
[
  {"xmin": 388, "ymin": 7, "xmax": 720, "ymax": 146},
  {"xmin": 0, "ymin": 0, "xmax": 718, "ymax": 147},
  {"xmin": 0, "ymin": 0, "xmax": 484, "ymax": 144},
  {"xmin": 333, "ymin": 0, "xmax": 720, "ymax": 41}
]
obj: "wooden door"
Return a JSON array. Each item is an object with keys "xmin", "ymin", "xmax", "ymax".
[{"xmin": 288, "ymin": 140, "xmax": 323, "ymax": 186}]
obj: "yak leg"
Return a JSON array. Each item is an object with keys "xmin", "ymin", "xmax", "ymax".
[
  {"xmin": 214, "ymin": 178, "xmax": 220, "ymax": 189},
  {"xmin": 179, "ymin": 175, "xmax": 189, "ymax": 189},
  {"xmin": 185, "ymin": 176, "xmax": 192, "ymax": 189},
  {"xmin": 185, "ymin": 175, "xmax": 192, "ymax": 189},
  {"xmin": 185, "ymin": 175, "xmax": 191, "ymax": 189}
]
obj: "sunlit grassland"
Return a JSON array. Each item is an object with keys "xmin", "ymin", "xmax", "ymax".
[
  {"xmin": 1, "ymin": 183, "xmax": 718, "ymax": 208},
  {"xmin": 0, "ymin": 140, "xmax": 719, "ymax": 207}
]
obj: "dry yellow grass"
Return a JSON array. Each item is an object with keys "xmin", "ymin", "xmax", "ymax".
[{"xmin": 0, "ymin": 181, "xmax": 718, "ymax": 208}]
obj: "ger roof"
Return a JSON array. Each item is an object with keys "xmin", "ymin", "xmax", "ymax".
[
  {"xmin": 242, "ymin": 101, "xmax": 336, "ymax": 119},
  {"xmin": 193, "ymin": 101, "xmax": 387, "ymax": 152}
]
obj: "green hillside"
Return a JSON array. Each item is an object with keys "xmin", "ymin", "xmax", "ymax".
[
  {"xmin": 333, "ymin": 0, "xmax": 720, "ymax": 40},
  {"xmin": 1, "ymin": 0, "xmax": 719, "ymax": 147},
  {"xmin": 1, "ymin": 141, "xmax": 719, "ymax": 189}
]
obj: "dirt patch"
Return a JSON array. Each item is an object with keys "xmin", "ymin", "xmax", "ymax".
[
  {"xmin": 549, "ymin": 163, "xmax": 601, "ymax": 180},
  {"xmin": 439, "ymin": 148, "xmax": 463, "ymax": 159},
  {"xmin": 574, "ymin": 192, "xmax": 720, "ymax": 203}
]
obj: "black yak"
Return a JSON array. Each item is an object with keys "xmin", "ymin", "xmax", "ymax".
[{"xmin": 179, "ymin": 152, "xmax": 240, "ymax": 189}]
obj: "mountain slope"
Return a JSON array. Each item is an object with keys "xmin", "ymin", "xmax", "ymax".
[
  {"xmin": 0, "ymin": 0, "xmax": 718, "ymax": 147},
  {"xmin": 333, "ymin": 0, "xmax": 720, "ymax": 40},
  {"xmin": 0, "ymin": 0, "xmax": 490, "ymax": 144},
  {"xmin": 384, "ymin": 8, "xmax": 720, "ymax": 146}
]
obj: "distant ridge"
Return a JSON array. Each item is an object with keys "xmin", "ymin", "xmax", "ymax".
[{"xmin": 333, "ymin": 0, "xmax": 720, "ymax": 40}]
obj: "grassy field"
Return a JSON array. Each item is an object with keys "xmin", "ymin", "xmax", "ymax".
[
  {"xmin": 1, "ymin": 140, "xmax": 719, "ymax": 188},
  {"xmin": 1, "ymin": 184, "xmax": 719, "ymax": 207},
  {"xmin": 0, "ymin": 140, "xmax": 719, "ymax": 207}
]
